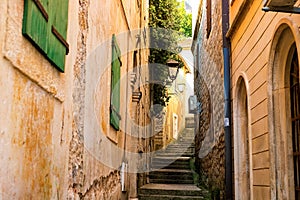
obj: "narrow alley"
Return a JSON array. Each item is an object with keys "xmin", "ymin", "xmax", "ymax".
[
  {"xmin": 0, "ymin": 0, "xmax": 300, "ymax": 199},
  {"xmin": 139, "ymin": 128, "xmax": 209, "ymax": 199}
]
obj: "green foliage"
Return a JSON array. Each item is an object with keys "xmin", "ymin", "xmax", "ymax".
[
  {"xmin": 178, "ymin": 1, "xmax": 192, "ymax": 37},
  {"xmin": 149, "ymin": 0, "xmax": 189, "ymax": 108},
  {"xmin": 153, "ymin": 84, "xmax": 171, "ymax": 107},
  {"xmin": 149, "ymin": 0, "xmax": 181, "ymax": 31}
]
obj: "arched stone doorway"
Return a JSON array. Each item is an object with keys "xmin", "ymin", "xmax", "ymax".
[
  {"xmin": 234, "ymin": 76, "xmax": 251, "ymax": 200},
  {"xmin": 268, "ymin": 18, "xmax": 300, "ymax": 200}
]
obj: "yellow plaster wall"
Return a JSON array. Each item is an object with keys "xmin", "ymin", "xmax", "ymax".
[
  {"xmin": 230, "ymin": 0, "xmax": 300, "ymax": 198},
  {"xmin": 0, "ymin": 0, "xmax": 149, "ymax": 198}
]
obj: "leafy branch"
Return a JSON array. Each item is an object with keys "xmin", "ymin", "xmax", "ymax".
[{"xmin": 149, "ymin": 0, "xmax": 191, "ymax": 111}]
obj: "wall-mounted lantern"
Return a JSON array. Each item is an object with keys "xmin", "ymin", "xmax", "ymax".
[{"xmin": 166, "ymin": 59, "xmax": 180, "ymax": 82}]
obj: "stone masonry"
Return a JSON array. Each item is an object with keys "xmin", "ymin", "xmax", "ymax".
[{"xmin": 192, "ymin": 0, "xmax": 225, "ymax": 198}]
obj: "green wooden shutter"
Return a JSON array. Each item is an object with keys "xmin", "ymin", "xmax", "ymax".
[
  {"xmin": 22, "ymin": 0, "xmax": 69, "ymax": 72},
  {"xmin": 110, "ymin": 35, "xmax": 121, "ymax": 130}
]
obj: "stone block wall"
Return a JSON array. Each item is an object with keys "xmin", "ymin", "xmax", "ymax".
[
  {"xmin": 198, "ymin": 131, "xmax": 225, "ymax": 199},
  {"xmin": 193, "ymin": 0, "xmax": 225, "ymax": 198}
]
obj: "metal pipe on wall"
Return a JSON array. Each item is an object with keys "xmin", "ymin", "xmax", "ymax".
[{"xmin": 222, "ymin": 0, "xmax": 233, "ymax": 199}]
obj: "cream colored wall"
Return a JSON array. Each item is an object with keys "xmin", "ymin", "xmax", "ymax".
[
  {"xmin": 230, "ymin": 0, "xmax": 300, "ymax": 199},
  {"xmin": 229, "ymin": 0, "xmax": 247, "ymax": 26},
  {"xmin": 165, "ymin": 94, "xmax": 181, "ymax": 143},
  {"xmin": 0, "ymin": 0, "xmax": 149, "ymax": 199},
  {"xmin": 75, "ymin": 0, "xmax": 150, "ymax": 198},
  {"xmin": 0, "ymin": 0, "xmax": 76, "ymax": 198},
  {"xmin": 163, "ymin": 67, "xmax": 188, "ymax": 145},
  {"xmin": 83, "ymin": 0, "xmax": 130, "ymax": 198}
]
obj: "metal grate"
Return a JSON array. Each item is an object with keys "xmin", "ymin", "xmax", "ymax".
[{"xmin": 290, "ymin": 49, "xmax": 300, "ymax": 200}]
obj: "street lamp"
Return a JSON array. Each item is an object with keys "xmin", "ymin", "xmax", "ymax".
[{"xmin": 167, "ymin": 59, "xmax": 180, "ymax": 82}]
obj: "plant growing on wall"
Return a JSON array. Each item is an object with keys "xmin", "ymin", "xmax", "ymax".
[{"xmin": 149, "ymin": 0, "xmax": 189, "ymax": 111}]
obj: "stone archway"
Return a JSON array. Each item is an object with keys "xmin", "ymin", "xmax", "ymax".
[
  {"xmin": 268, "ymin": 17, "xmax": 300, "ymax": 200},
  {"xmin": 234, "ymin": 76, "xmax": 251, "ymax": 200}
]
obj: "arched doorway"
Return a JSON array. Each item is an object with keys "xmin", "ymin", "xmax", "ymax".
[
  {"xmin": 269, "ymin": 18, "xmax": 300, "ymax": 200},
  {"xmin": 234, "ymin": 76, "xmax": 251, "ymax": 200}
]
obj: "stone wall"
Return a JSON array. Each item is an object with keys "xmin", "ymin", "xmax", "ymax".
[
  {"xmin": 198, "ymin": 131, "xmax": 225, "ymax": 198},
  {"xmin": 193, "ymin": 0, "xmax": 225, "ymax": 198},
  {"xmin": 68, "ymin": 0, "xmax": 89, "ymax": 197}
]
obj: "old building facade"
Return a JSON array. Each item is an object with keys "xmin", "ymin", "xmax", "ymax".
[
  {"xmin": 0, "ymin": 0, "xmax": 150, "ymax": 199},
  {"xmin": 163, "ymin": 61, "xmax": 191, "ymax": 145},
  {"xmin": 151, "ymin": 57, "xmax": 191, "ymax": 151},
  {"xmin": 192, "ymin": 0, "xmax": 226, "ymax": 198},
  {"xmin": 229, "ymin": 0, "xmax": 300, "ymax": 199},
  {"xmin": 194, "ymin": 0, "xmax": 300, "ymax": 199}
]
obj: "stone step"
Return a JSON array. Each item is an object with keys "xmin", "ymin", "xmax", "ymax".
[
  {"xmin": 149, "ymin": 174, "xmax": 193, "ymax": 181},
  {"xmin": 157, "ymin": 147, "xmax": 194, "ymax": 152},
  {"xmin": 168, "ymin": 140, "xmax": 195, "ymax": 144},
  {"xmin": 165, "ymin": 145, "xmax": 194, "ymax": 150},
  {"xmin": 138, "ymin": 194, "xmax": 204, "ymax": 200},
  {"xmin": 166, "ymin": 146, "xmax": 194, "ymax": 149},
  {"xmin": 155, "ymin": 153, "xmax": 194, "ymax": 158},
  {"xmin": 174, "ymin": 137, "xmax": 195, "ymax": 140},
  {"xmin": 149, "ymin": 169, "xmax": 195, "ymax": 184},
  {"xmin": 139, "ymin": 184, "xmax": 203, "ymax": 196},
  {"xmin": 178, "ymin": 139, "xmax": 194, "ymax": 141},
  {"xmin": 166, "ymin": 144, "xmax": 194, "ymax": 148},
  {"xmin": 151, "ymin": 157, "xmax": 191, "ymax": 167},
  {"xmin": 138, "ymin": 128, "xmax": 206, "ymax": 199},
  {"xmin": 149, "ymin": 179, "xmax": 194, "ymax": 184},
  {"xmin": 151, "ymin": 163, "xmax": 191, "ymax": 170},
  {"xmin": 149, "ymin": 170, "xmax": 193, "ymax": 179},
  {"xmin": 164, "ymin": 143, "xmax": 194, "ymax": 147},
  {"xmin": 163, "ymin": 147, "xmax": 194, "ymax": 151},
  {"xmin": 162, "ymin": 148, "xmax": 194, "ymax": 153},
  {"xmin": 151, "ymin": 160, "xmax": 190, "ymax": 170}
]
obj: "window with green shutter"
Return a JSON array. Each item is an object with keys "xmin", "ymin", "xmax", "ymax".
[
  {"xmin": 110, "ymin": 35, "xmax": 122, "ymax": 130},
  {"xmin": 22, "ymin": 0, "xmax": 69, "ymax": 72}
]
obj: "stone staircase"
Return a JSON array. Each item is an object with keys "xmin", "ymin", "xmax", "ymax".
[{"xmin": 138, "ymin": 128, "xmax": 208, "ymax": 200}]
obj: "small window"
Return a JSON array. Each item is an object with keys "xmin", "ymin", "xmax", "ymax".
[
  {"xmin": 110, "ymin": 35, "xmax": 122, "ymax": 130},
  {"xmin": 22, "ymin": 0, "xmax": 69, "ymax": 72}
]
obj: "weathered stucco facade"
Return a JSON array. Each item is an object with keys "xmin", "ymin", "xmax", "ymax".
[
  {"xmin": 163, "ymin": 64, "xmax": 191, "ymax": 146},
  {"xmin": 192, "ymin": 0, "xmax": 225, "ymax": 198},
  {"xmin": 229, "ymin": 0, "xmax": 300, "ymax": 199},
  {"xmin": 0, "ymin": 0, "xmax": 150, "ymax": 199}
]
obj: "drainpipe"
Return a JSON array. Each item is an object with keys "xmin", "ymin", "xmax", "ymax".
[{"xmin": 222, "ymin": 0, "xmax": 233, "ymax": 199}]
